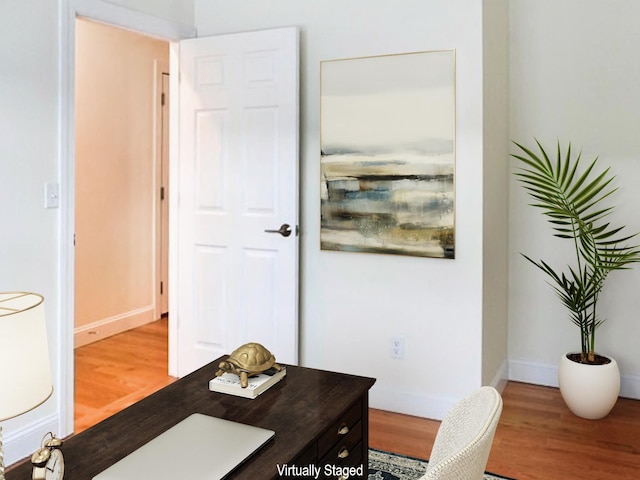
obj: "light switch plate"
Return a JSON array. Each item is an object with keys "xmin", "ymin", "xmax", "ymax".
[{"xmin": 45, "ymin": 182, "xmax": 59, "ymax": 209}]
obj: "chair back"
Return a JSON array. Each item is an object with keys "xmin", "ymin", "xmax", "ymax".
[{"xmin": 422, "ymin": 386, "xmax": 503, "ymax": 479}]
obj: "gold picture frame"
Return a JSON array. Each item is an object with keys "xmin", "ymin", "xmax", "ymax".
[{"xmin": 320, "ymin": 49, "xmax": 456, "ymax": 258}]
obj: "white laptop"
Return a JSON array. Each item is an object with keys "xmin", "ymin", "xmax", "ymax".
[{"xmin": 93, "ymin": 413, "xmax": 275, "ymax": 480}]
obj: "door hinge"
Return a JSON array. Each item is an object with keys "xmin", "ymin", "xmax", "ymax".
[
  {"xmin": 161, "ymin": 92, "xmax": 166, "ymax": 106},
  {"xmin": 160, "ymin": 281, "xmax": 164, "ymax": 295},
  {"xmin": 160, "ymin": 186, "xmax": 165, "ymax": 200}
]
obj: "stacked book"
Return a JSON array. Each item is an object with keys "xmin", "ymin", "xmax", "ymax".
[{"xmin": 209, "ymin": 366, "xmax": 287, "ymax": 399}]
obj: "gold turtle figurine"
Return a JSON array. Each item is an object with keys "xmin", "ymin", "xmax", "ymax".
[{"xmin": 215, "ymin": 342, "xmax": 282, "ymax": 388}]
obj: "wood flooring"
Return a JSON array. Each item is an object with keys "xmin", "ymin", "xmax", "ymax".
[
  {"xmin": 75, "ymin": 320, "xmax": 640, "ymax": 479},
  {"xmin": 370, "ymin": 382, "xmax": 640, "ymax": 480},
  {"xmin": 74, "ymin": 317, "xmax": 176, "ymax": 432}
]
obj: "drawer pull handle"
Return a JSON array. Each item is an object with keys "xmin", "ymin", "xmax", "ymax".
[
  {"xmin": 337, "ymin": 423, "xmax": 349, "ymax": 435},
  {"xmin": 338, "ymin": 446, "xmax": 349, "ymax": 459}
]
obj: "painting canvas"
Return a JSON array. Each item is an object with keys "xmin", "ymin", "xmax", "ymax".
[{"xmin": 320, "ymin": 50, "xmax": 456, "ymax": 258}]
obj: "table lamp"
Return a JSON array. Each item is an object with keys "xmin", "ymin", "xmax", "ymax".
[{"xmin": 0, "ymin": 292, "xmax": 53, "ymax": 480}]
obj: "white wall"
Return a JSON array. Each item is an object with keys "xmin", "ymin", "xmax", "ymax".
[
  {"xmin": 194, "ymin": 0, "xmax": 506, "ymax": 419},
  {"xmin": 508, "ymin": 0, "xmax": 640, "ymax": 398},
  {"xmin": 482, "ymin": 0, "xmax": 509, "ymax": 388},
  {"xmin": 0, "ymin": 0, "xmax": 194, "ymax": 466},
  {"xmin": 0, "ymin": 0, "xmax": 61, "ymax": 466}
]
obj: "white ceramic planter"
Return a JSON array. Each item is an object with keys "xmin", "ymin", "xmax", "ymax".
[{"xmin": 558, "ymin": 353, "xmax": 620, "ymax": 419}]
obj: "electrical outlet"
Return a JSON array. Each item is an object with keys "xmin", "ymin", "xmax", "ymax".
[{"xmin": 390, "ymin": 337, "xmax": 405, "ymax": 359}]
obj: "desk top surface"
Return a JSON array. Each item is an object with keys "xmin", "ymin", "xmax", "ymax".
[{"xmin": 8, "ymin": 359, "xmax": 375, "ymax": 480}]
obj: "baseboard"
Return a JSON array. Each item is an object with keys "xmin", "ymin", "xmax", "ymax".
[
  {"xmin": 370, "ymin": 386, "xmax": 459, "ymax": 421},
  {"xmin": 74, "ymin": 304, "xmax": 156, "ymax": 348},
  {"xmin": 371, "ymin": 360, "xmax": 509, "ymax": 421},
  {"xmin": 4, "ymin": 413, "xmax": 59, "ymax": 467},
  {"xmin": 508, "ymin": 359, "xmax": 558, "ymax": 388},
  {"xmin": 508, "ymin": 359, "xmax": 640, "ymax": 400},
  {"xmin": 488, "ymin": 359, "xmax": 509, "ymax": 394},
  {"xmin": 621, "ymin": 372, "xmax": 640, "ymax": 399}
]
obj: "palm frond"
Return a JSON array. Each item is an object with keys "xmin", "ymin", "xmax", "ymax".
[{"xmin": 512, "ymin": 139, "xmax": 640, "ymax": 361}]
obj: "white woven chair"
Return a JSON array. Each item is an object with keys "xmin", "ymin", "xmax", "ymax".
[{"xmin": 420, "ymin": 386, "xmax": 503, "ymax": 480}]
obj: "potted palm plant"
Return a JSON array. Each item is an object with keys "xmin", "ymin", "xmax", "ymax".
[{"xmin": 512, "ymin": 139, "xmax": 640, "ymax": 419}]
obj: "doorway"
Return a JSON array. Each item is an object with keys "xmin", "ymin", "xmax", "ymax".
[
  {"xmin": 60, "ymin": 9, "xmax": 299, "ymax": 438},
  {"xmin": 73, "ymin": 18, "xmax": 171, "ymax": 431}
]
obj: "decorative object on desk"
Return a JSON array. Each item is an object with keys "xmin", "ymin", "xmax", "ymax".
[
  {"xmin": 0, "ymin": 292, "xmax": 53, "ymax": 480},
  {"xmin": 513, "ymin": 140, "xmax": 640, "ymax": 419},
  {"xmin": 214, "ymin": 343, "xmax": 282, "ymax": 388},
  {"xmin": 209, "ymin": 366, "xmax": 287, "ymax": 399},
  {"xmin": 368, "ymin": 449, "xmax": 514, "ymax": 480},
  {"xmin": 320, "ymin": 49, "xmax": 456, "ymax": 259},
  {"xmin": 31, "ymin": 432, "xmax": 64, "ymax": 480}
]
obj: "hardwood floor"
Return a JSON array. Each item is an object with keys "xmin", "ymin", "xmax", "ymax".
[
  {"xmin": 76, "ymin": 321, "xmax": 640, "ymax": 479},
  {"xmin": 74, "ymin": 317, "xmax": 176, "ymax": 432},
  {"xmin": 369, "ymin": 382, "xmax": 640, "ymax": 480}
]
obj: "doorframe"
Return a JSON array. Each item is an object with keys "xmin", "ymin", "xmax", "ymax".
[
  {"xmin": 156, "ymin": 69, "xmax": 171, "ymax": 319},
  {"xmin": 59, "ymin": 0, "xmax": 195, "ymax": 436}
]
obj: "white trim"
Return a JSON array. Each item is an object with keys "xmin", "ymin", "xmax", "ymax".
[
  {"xmin": 508, "ymin": 359, "xmax": 559, "ymax": 388},
  {"xmin": 488, "ymin": 359, "xmax": 509, "ymax": 394},
  {"xmin": 168, "ymin": 42, "xmax": 181, "ymax": 378},
  {"xmin": 152, "ymin": 58, "xmax": 165, "ymax": 321},
  {"xmin": 3, "ymin": 413, "xmax": 59, "ymax": 466},
  {"xmin": 370, "ymin": 386, "xmax": 458, "ymax": 421},
  {"xmin": 371, "ymin": 360, "xmax": 509, "ymax": 422},
  {"xmin": 620, "ymin": 372, "xmax": 640, "ymax": 399},
  {"xmin": 508, "ymin": 359, "xmax": 640, "ymax": 400},
  {"xmin": 74, "ymin": 305, "xmax": 157, "ymax": 348},
  {"xmin": 69, "ymin": 0, "xmax": 195, "ymax": 41},
  {"xmin": 57, "ymin": 0, "xmax": 195, "ymax": 439},
  {"xmin": 58, "ymin": 0, "xmax": 77, "ymax": 439}
]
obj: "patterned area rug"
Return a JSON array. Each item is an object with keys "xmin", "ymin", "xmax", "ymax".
[{"xmin": 368, "ymin": 449, "xmax": 514, "ymax": 480}]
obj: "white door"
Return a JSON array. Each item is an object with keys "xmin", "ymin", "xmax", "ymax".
[{"xmin": 175, "ymin": 27, "xmax": 299, "ymax": 377}]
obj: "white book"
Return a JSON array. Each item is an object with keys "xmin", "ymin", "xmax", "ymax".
[{"xmin": 209, "ymin": 366, "xmax": 287, "ymax": 399}]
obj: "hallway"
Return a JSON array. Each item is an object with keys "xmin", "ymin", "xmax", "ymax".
[{"xmin": 74, "ymin": 317, "xmax": 175, "ymax": 432}]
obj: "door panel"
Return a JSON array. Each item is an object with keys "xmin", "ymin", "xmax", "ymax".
[{"xmin": 176, "ymin": 28, "xmax": 299, "ymax": 377}]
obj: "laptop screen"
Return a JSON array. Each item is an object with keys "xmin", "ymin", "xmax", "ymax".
[{"xmin": 92, "ymin": 413, "xmax": 275, "ymax": 480}]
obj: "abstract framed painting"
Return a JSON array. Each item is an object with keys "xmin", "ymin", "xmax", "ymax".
[{"xmin": 320, "ymin": 49, "xmax": 456, "ymax": 258}]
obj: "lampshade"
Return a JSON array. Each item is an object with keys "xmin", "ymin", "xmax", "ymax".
[{"xmin": 0, "ymin": 292, "xmax": 53, "ymax": 421}]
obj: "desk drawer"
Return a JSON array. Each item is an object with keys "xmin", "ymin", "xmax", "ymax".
[
  {"xmin": 317, "ymin": 399, "xmax": 362, "ymax": 458},
  {"xmin": 319, "ymin": 420, "xmax": 362, "ymax": 467},
  {"xmin": 319, "ymin": 440, "xmax": 363, "ymax": 480}
]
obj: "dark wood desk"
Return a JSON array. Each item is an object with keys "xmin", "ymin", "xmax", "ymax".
[{"xmin": 8, "ymin": 358, "xmax": 375, "ymax": 479}]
